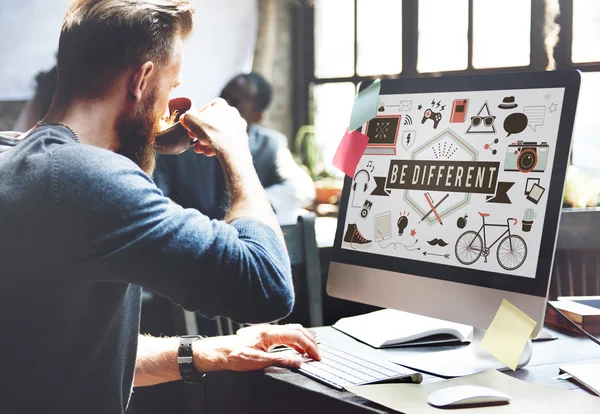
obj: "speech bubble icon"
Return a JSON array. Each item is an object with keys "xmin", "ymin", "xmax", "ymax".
[
  {"xmin": 504, "ymin": 112, "xmax": 528, "ymax": 137},
  {"xmin": 523, "ymin": 105, "xmax": 546, "ymax": 132}
]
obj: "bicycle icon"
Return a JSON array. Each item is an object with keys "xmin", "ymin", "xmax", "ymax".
[{"xmin": 455, "ymin": 212, "xmax": 528, "ymax": 271}]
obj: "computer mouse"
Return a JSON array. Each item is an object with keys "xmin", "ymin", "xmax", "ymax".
[{"xmin": 428, "ymin": 385, "xmax": 511, "ymax": 408}]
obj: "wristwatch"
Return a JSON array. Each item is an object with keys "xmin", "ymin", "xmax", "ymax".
[{"xmin": 178, "ymin": 335, "xmax": 206, "ymax": 383}]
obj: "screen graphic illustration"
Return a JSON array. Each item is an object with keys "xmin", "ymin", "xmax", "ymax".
[
  {"xmin": 397, "ymin": 212, "xmax": 409, "ymax": 235},
  {"xmin": 455, "ymin": 213, "xmax": 527, "ymax": 271},
  {"xmin": 427, "ymin": 238, "xmax": 449, "ymax": 247},
  {"xmin": 498, "ymin": 96, "xmax": 518, "ymax": 110},
  {"xmin": 399, "ymin": 100, "xmax": 413, "ymax": 111},
  {"xmin": 351, "ymin": 168, "xmax": 371, "ymax": 207},
  {"xmin": 380, "ymin": 239, "xmax": 420, "ymax": 251},
  {"xmin": 361, "ymin": 200, "xmax": 373, "ymax": 218},
  {"xmin": 374, "ymin": 212, "xmax": 392, "ymax": 242},
  {"xmin": 419, "ymin": 193, "xmax": 449, "ymax": 225},
  {"xmin": 484, "ymin": 138, "xmax": 499, "ymax": 155},
  {"xmin": 364, "ymin": 116, "xmax": 401, "ymax": 155},
  {"xmin": 457, "ymin": 214, "xmax": 468, "ymax": 229},
  {"xmin": 504, "ymin": 141, "xmax": 550, "ymax": 173},
  {"xmin": 401, "ymin": 130, "xmax": 416, "ymax": 151},
  {"xmin": 422, "ymin": 251, "xmax": 450, "ymax": 259},
  {"xmin": 549, "ymin": 103, "xmax": 558, "ymax": 113},
  {"xmin": 485, "ymin": 181, "xmax": 515, "ymax": 204},
  {"xmin": 419, "ymin": 99, "xmax": 445, "ymax": 129},
  {"xmin": 503, "ymin": 112, "xmax": 528, "ymax": 136},
  {"xmin": 466, "ymin": 102, "xmax": 496, "ymax": 134},
  {"xmin": 525, "ymin": 178, "xmax": 546, "ymax": 204},
  {"xmin": 523, "ymin": 106, "xmax": 546, "ymax": 131},
  {"xmin": 450, "ymin": 99, "xmax": 469, "ymax": 123},
  {"xmin": 343, "ymin": 223, "xmax": 372, "ymax": 249},
  {"xmin": 522, "ymin": 208, "xmax": 537, "ymax": 232},
  {"xmin": 371, "ymin": 176, "xmax": 391, "ymax": 197},
  {"xmin": 342, "ymin": 86, "xmax": 566, "ymax": 280},
  {"xmin": 402, "ymin": 128, "xmax": 480, "ymax": 227},
  {"xmin": 421, "ymin": 109, "xmax": 442, "ymax": 129}
]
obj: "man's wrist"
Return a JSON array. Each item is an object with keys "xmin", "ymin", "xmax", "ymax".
[{"xmin": 178, "ymin": 335, "xmax": 207, "ymax": 383}]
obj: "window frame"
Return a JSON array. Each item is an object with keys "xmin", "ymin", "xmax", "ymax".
[{"xmin": 292, "ymin": 0, "xmax": 600, "ymax": 144}]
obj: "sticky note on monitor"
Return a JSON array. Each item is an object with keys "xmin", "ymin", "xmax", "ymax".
[
  {"xmin": 481, "ymin": 299, "xmax": 537, "ymax": 370},
  {"xmin": 332, "ymin": 129, "xmax": 369, "ymax": 177},
  {"xmin": 349, "ymin": 79, "xmax": 381, "ymax": 131}
]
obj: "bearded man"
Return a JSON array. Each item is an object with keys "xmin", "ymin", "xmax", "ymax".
[{"xmin": 0, "ymin": 1, "xmax": 318, "ymax": 413}]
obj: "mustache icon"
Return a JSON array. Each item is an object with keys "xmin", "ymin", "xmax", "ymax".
[{"xmin": 427, "ymin": 238, "xmax": 449, "ymax": 247}]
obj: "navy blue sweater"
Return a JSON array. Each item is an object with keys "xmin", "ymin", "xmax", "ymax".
[{"xmin": 0, "ymin": 126, "xmax": 293, "ymax": 413}]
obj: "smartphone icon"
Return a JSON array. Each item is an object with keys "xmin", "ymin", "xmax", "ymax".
[{"xmin": 450, "ymin": 99, "xmax": 469, "ymax": 123}]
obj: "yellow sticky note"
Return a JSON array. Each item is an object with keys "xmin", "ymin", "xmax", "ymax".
[{"xmin": 480, "ymin": 299, "xmax": 537, "ymax": 371}]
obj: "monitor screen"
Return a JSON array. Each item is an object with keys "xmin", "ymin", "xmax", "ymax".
[{"xmin": 333, "ymin": 71, "xmax": 579, "ymax": 299}]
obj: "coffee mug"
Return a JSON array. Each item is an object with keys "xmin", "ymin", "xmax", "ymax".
[{"xmin": 155, "ymin": 97, "xmax": 197, "ymax": 155}]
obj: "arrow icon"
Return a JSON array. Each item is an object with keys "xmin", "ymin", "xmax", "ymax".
[{"xmin": 422, "ymin": 251, "xmax": 450, "ymax": 259}]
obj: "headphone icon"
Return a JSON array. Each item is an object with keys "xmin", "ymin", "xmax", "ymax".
[{"xmin": 353, "ymin": 169, "xmax": 371, "ymax": 192}]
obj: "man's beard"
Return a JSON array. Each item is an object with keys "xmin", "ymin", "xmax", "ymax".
[{"xmin": 116, "ymin": 89, "xmax": 159, "ymax": 175}]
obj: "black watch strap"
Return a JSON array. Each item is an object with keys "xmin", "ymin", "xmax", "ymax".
[{"xmin": 178, "ymin": 335, "xmax": 206, "ymax": 383}]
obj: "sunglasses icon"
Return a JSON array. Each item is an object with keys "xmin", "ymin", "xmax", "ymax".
[{"xmin": 470, "ymin": 115, "xmax": 496, "ymax": 127}]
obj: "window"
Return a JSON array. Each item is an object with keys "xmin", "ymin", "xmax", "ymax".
[
  {"xmin": 314, "ymin": 0, "xmax": 354, "ymax": 78},
  {"xmin": 312, "ymin": 83, "xmax": 356, "ymax": 169},
  {"xmin": 356, "ymin": 0, "xmax": 402, "ymax": 76},
  {"xmin": 572, "ymin": 0, "xmax": 600, "ymax": 63},
  {"xmin": 296, "ymin": 0, "xmax": 600, "ymax": 181},
  {"xmin": 472, "ymin": 0, "xmax": 531, "ymax": 69},
  {"xmin": 418, "ymin": 0, "xmax": 468, "ymax": 73}
]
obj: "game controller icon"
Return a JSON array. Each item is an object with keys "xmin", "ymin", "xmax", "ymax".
[{"xmin": 421, "ymin": 109, "xmax": 442, "ymax": 129}]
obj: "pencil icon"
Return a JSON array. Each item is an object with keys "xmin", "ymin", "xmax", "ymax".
[{"xmin": 420, "ymin": 193, "xmax": 449, "ymax": 225}]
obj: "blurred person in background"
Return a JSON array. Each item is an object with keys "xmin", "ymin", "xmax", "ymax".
[{"xmin": 154, "ymin": 72, "xmax": 315, "ymax": 224}]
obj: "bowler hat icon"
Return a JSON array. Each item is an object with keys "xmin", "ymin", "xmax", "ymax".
[{"xmin": 498, "ymin": 96, "xmax": 518, "ymax": 110}]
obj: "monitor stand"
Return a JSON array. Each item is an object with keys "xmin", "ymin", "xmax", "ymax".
[{"xmin": 390, "ymin": 328, "xmax": 532, "ymax": 378}]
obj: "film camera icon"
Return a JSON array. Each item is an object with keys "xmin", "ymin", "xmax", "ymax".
[{"xmin": 504, "ymin": 141, "xmax": 549, "ymax": 173}]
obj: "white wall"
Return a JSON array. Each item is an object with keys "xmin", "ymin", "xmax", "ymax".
[{"xmin": 0, "ymin": 0, "xmax": 257, "ymax": 104}]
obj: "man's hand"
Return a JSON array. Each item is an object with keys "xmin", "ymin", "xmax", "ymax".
[
  {"xmin": 193, "ymin": 324, "xmax": 320, "ymax": 373},
  {"xmin": 180, "ymin": 98, "xmax": 249, "ymax": 158}
]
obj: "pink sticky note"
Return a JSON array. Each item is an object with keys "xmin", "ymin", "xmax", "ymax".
[{"xmin": 332, "ymin": 129, "xmax": 369, "ymax": 178}]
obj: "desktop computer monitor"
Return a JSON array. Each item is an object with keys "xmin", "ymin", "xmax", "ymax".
[{"xmin": 328, "ymin": 70, "xmax": 580, "ymax": 339}]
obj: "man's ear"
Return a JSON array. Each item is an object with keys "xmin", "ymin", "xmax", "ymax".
[{"xmin": 129, "ymin": 62, "xmax": 154, "ymax": 102}]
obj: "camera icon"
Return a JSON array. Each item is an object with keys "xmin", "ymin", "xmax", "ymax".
[{"xmin": 504, "ymin": 141, "xmax": 549, "ymax": 173}]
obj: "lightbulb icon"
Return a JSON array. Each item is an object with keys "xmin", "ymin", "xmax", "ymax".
[{"xmin": 397, "ymin": 211, "xmax": 410, "ymax": 235}]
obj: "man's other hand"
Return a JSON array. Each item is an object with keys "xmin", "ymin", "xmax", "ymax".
[
  {"xmin": 193, "ymin": 324, "xmax": 320, "ymax": 373},
  {"xmin": 179, "ymin": 98, "xmax": 249, "ymax": 158}
]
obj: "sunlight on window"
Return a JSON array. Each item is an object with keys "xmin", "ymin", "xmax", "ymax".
[
  {"xmin": 356, "ymin": 0, "xmax": 402, "ymax": 76},
  {"xmin": 571, "ymin": 72, "xmax": 600, "ymax": 174},
  {"xmin": 417, "ymin": 0, "xmax": 468, "ymax": 73},
  {"xmin": 312, "ymin": 82, "xmax": 356, "ymax": 174},
  {"xmin": 472, "ymin": 0, "xmax": 530, "ymax": 69},
  {"xmin": 314, "ymin": 0, "xmax": 355, "ymax": 78},
  {"xmin": 572, "ymin": 0, "xmax": 600, "ymax": 63}
]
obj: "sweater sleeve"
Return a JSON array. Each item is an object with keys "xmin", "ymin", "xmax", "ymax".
[{"xmin": 50, "ymin": 145, "xmax": 294, "ymax": 323}]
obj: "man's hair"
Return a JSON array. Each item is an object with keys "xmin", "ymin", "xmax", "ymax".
[
  {"xmin": 245, "ymin": 72, "xmax": 272, "ymax": 112},
  {"xmin": 57, "ymin": 0, "xmax": 194, "ymax": 99}
]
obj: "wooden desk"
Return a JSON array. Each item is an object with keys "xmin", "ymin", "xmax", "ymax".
[{"xmin": 198, "ymin": 326, "xmax": 600, "ymax": 414}]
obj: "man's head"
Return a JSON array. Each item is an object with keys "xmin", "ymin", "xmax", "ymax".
[
  {"xmin": 220, "ymin": 72, "xmax": 272, "ymax": 127},
  {"xmin": 56, "ymin": 0, "xmax": 194, "ymax": 173}
]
